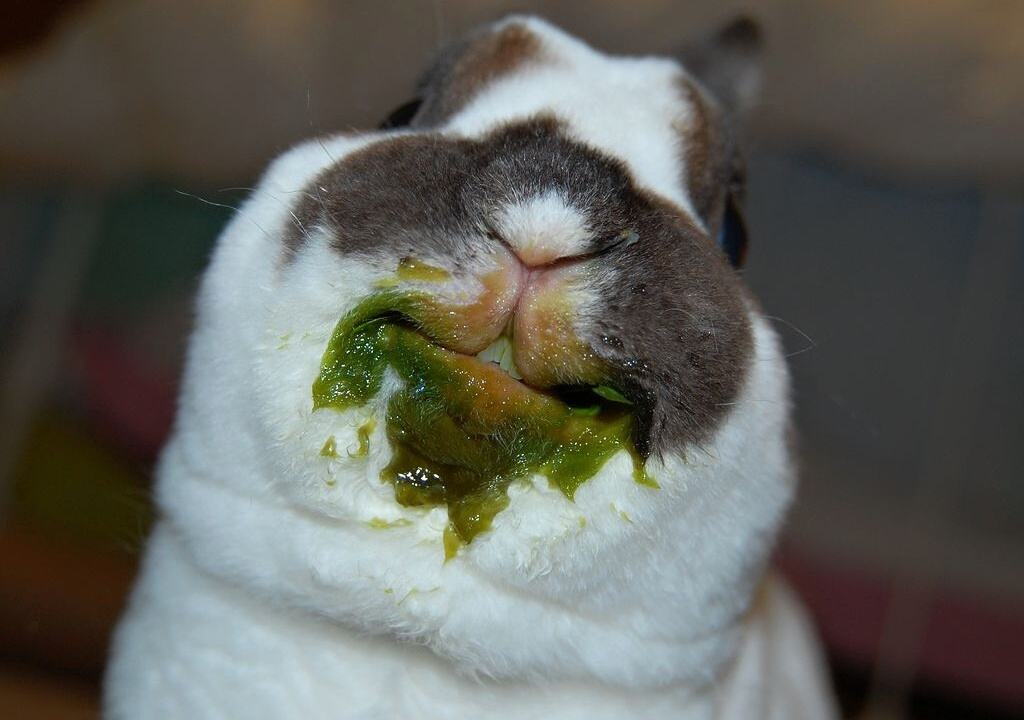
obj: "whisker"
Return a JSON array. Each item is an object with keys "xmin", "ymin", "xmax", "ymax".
[
  {"xmin": 784, "ymin": 345, "xmax": 816, "ymax": 359},
  {"xmin": 714, "ymin": 398, "xmax": 780, "ymax": 407},
  {"xmin": 174, "ymin": 189, "xmax": 238, "ymax": 213},
  {"xmin": 761, "ymin": 314, "xmax": 817, "ymax": 358},
  {"xmin": 174, "ymin": 189, "xmax": 273, "ymax": 243},
  {"xmin": 306, "ymin": 84, "xmax": 340, "ymax": 167}
]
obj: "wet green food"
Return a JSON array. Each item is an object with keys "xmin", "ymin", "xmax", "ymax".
[{"xmin": 312, "ymin": 293, "xmax": 652, "ymax": 551}]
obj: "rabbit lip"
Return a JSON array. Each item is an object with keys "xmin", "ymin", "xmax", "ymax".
[{"xmin": 400, "ymin": 254, "xmax": 604, "ymax": 389}]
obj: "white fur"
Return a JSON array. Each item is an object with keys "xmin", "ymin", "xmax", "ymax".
[{"xmin": 104, "ymin": 16, "xmax": 836, "ymax": 719}]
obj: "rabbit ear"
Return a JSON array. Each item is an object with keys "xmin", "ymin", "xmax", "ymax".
[
  {"xmin": 681, "ymin": 16, "xmax": 763, "ymax": 114},
  {"xmin": 384, "ymin": 19, "xmax": 544, "ymax": 130}
]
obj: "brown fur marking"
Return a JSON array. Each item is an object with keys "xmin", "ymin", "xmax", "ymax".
[{"xmin": 413, "ymin": 23, "xmax": 546, "ymax": 127}]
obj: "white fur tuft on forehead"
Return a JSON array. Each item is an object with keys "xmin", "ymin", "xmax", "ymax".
[
  {"xmin": 446, "ymin": 16, "xmax": 701, "ymax": 222},
  {"xmin": 495, "ymin": 190, "xmax": 590, "ymax": 265}
]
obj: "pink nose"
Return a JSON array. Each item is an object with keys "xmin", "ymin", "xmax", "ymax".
[{"xmin": 511, "ymin": 242, "xmax": 572, "ymax": 267}]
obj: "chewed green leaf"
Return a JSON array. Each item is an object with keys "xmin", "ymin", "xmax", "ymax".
[
  {"xmin": 592, "ymin": 385, "xmax": 632, "ymax": 405},
  {"xmin": 312, "ymin": 290, "xmax": 646, "ymax": 550}
]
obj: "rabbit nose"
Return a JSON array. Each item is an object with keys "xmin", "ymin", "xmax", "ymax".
[
  {"xmin": 511, "ymin": 243, "xmax": 567, "ymax": 267},
  {"xmin": 494, "ymin": 191, "xmax": 592, "ymax": 268}
]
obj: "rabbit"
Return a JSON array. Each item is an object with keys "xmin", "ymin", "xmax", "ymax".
[{"xmin": 104, "ymin": 15, "xmax": 838, "ymax": 720}]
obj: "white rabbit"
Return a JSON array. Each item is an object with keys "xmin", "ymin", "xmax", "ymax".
[{"xmin": 104, "ymin": 15, "xmax": 838, "ymax": 719}]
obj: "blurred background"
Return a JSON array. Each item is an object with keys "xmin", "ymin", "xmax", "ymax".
[{"xmin": 1, "ymin": 1, "xmax": 1022, "ymax": 718}]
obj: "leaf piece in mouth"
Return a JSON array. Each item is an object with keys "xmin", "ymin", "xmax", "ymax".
[
  {"xmin": 592, "ymin": 385, "xmax": 632, "ymax": 405},
  {"xmin": 312, "ymin": 293, "xmax": 654, "ymax": 547}
]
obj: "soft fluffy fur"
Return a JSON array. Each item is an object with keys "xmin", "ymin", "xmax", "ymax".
[{"xmin": 105, "ymin": 16, "xmax": 837, "ymax": 719}]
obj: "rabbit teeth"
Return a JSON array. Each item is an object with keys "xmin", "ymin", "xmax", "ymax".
[{"xmin": 475, "ymin": 336, "xmax": 523, "ymax": 380}]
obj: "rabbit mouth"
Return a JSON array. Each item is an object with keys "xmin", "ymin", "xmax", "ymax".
[{"xmin": 311, "ymin": 292, "xmax": 652, "ymax": 554}]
